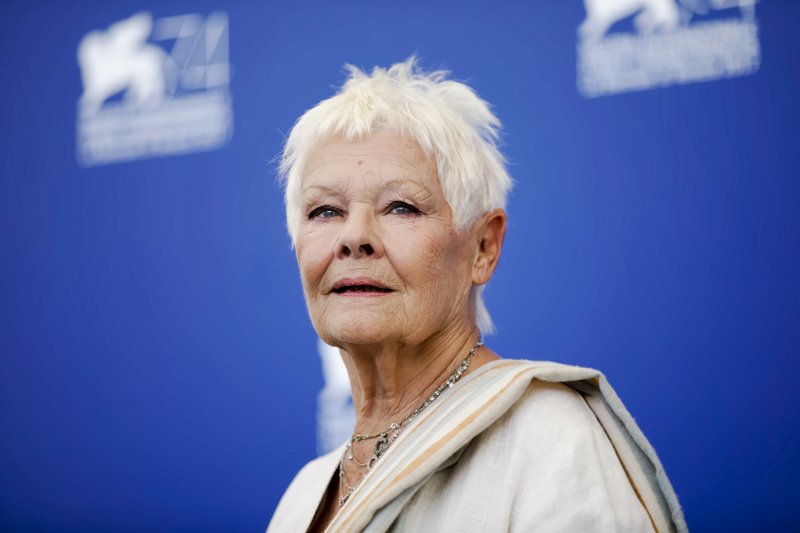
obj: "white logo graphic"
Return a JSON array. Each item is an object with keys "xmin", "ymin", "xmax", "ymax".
[
  {"xmin": 76, "ymin": 12, "xmax": 233, "ymax": 166},
  {"xmin": 316, "ymin": 340, "xmax": 355, "ymax": 455},
  {"xmin": 577, "ymin": 0, "xmax": 760, "ymax": 97}
]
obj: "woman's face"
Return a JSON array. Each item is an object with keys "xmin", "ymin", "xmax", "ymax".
[{"xmin": 295, "ymin": 130, "xmax": 477, "ymax": 348}]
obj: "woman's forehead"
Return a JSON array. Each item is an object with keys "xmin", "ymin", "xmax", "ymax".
[
  {"xmin": 301, "ymin": 132, "xmax": 438, "ymax": 193},
  {"xmin": 307, "ymin": 131, "xmax": 429, "ymax": 167}
]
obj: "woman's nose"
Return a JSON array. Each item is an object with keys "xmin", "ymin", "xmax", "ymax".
[{"xmin": 335, "ymin": 207, "xmax": 383, "ymax": 260}]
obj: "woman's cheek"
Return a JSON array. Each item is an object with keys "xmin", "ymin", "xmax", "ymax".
[{"xmin": 296, "ymin": 236, "xmax": 328, "ymax": 292}]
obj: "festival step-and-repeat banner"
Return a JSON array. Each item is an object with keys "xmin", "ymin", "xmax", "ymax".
[{"xmin": 1, "ymin": 1, "xmax": 797, "ymax": 530}]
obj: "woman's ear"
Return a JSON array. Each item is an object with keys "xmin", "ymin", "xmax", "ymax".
[{"xmin": 472, "ymin": 208, "xmax": 507, "ymax": 285}]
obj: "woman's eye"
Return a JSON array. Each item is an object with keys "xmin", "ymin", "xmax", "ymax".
[
  {"xmin": 308, "ymin": 205, "xmax": 341, "ymax": 219},
  {"xmin": 387, "ymin": 202, "xmax": 419, "ymax": 216}
]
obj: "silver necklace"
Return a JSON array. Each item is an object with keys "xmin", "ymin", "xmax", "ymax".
[{"xmin": 338, "ymin": 341, "xmax": 483, "ymax": 507}]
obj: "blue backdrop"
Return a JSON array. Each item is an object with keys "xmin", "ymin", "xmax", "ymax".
[{"xmin": 1, "ymin": 0, "xmax": 798, "ymax": 531}]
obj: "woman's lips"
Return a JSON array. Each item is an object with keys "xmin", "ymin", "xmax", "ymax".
[{"xmin": 331, "ymin": 277, "xmax": 394, "ymax": 296}]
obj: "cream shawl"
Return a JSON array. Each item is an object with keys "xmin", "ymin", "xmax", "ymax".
[{"xmin": 268, "ymin": 359, "xmax": 687, "ymax": 532}]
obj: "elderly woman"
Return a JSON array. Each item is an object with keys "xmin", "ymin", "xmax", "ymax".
[{"xmin": 268, "ymin": 59, "xmax": 685, "ymax": 532}]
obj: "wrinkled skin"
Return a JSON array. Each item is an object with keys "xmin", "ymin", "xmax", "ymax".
[{"xmin": 297, "ymin": 130, "xmax": 475, "ymax": 350}]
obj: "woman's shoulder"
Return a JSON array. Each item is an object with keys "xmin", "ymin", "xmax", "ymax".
[
  {"xmin": 470, "ymin": 357, "xmax": 686, "ymax": 532},
  {"xmin": 399, "ymin": 360, "xmax": 659, "ymax": 532}
]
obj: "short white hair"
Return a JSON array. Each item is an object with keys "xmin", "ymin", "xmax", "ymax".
[{"xmin": 278, "ymin": 57, "xmax": 512, "ymax": 334}]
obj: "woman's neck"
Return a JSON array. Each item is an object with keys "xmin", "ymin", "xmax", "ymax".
[{"xmin": 337, "ymin": 324, "xmax": 497, "ymax": 436}]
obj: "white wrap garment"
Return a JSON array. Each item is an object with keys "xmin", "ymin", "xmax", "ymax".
[{"xmin": 268, "ymin": 359, "xmax": 687, "ymax": 532}]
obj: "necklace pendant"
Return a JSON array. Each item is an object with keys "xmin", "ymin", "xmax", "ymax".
[
  {"xmin": 373, "ymin": 432, "xmax": 390, "ymax": 458},
  {"xmin": 339, "ymin": 490, "xmax": 352, "ymax": 507}
]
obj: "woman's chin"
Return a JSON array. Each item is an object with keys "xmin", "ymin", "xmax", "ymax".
[{"xmin": 317, "ymin": 317, "xmax": 399, "ymax": 347}]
